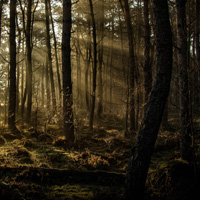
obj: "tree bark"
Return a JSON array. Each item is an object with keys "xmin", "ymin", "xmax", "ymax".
[
  {"xmin": 97, "ymin": 0, "xmax": 104, "ymax": 118},
  {"xmin": 62, "ymin": 0, "xmax": 75, "ymax": 143},
  {"xmin": 196, "ymin": 0, "xmax": 200, "ymax": 106},
  {"xmin": 85, "ymin": 24, "xmax": 91, "ymax": 112},
  {"xmin": 143, "ymin": 0, "xmax": 152, "ymax": 103},
  {"xmin": 45, "ymin": 0, "xmax": 56, "ymax": 113},
  {"xmin": 46, "ymin": 56, "xmax": 51, "ymax": 110},
  {"xmin": 88, "ymin": 0, "xmax": 97, "ymax": 130},
  {"xmin": 26, "ymin": 0, "xmax": 32, "ymax": 124},
  {"xmin": 48, "ymin": 0, "xmax": 61, "ymax": 104},
  {"xmin": 125, "ymin": 0, "xmax": 173, "ymax": 199},
  {"xmin": 176, "ymin": 0, "xmax": 193, "ymax": 162},
  {"xmin": 122, "ymin": 0, "xmax": 136, "ymax": 132},
  {"xmin": 0, "ymin": 0, "xmax": 4, "ymax": 46},
  {"xmin": 8, "ymin": 0, "xmax": 17, "ymax": 131}
]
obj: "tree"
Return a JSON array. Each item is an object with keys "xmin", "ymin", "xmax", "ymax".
[
  {"xmin": 88, "ymin": 0, "xmax": 97, "ymax": 130},
  {"xmin": 0, "ymin": 0, "xmax": 4, "ymax": 46},
  {"xmin": 125, "ymin": 0, "xmax": 173, "ymax": 199},
  {"xmin": 119, "ymin": 0, "xmax": 136, "ymax": 132},
  {"xmin": 62, "ymin": 0, "xmax": 75, "ymax": 143},
  {"xmin": 48, "ymin": 0, "xmax": 62, "ymax": 104},
  {"xmin": 97, "ymin": 0, "xmax": 105, "ymax": 118},
  {"xmin": 176, "ymin": 0, "xmax": 193, "ymax": 162},
  {"xmin": 196, "ymin": 0, "xmax": 200, "ymax": 102},
  {"xmin": 26, "ymin": 0, "xmax": 33, "ymax": 124},
  {"xmin": 143, "ymin": 0, "xmax": 152, "ymax": 103},
  {"xmin": 8, "ymin": 0, "xmax": 18, "ymax": 132},
  {"xmin": 45, "ymin": 0, "xmax": 56, "ymax": 113}
]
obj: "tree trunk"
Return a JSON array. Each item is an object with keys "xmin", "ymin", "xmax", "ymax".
[
  {"xmin": 176, "ymin": 0, "xmax": 193, "ymax": 162},
  {"xmin": 46, "ymin": 56, "xmax": 51, "ymax": 110},
  {"xmin": 143, "ymin": 0, "xmax": 152, "ymax": 103},
  {"xmin": 62, "ymin": 0, "xmax": 75, "ymax": 143},
  {"xmin": 21, "ymin": 38, "xmax": 24, "ymax": 117},
  {"xmin": 45, "ymin": 0, "xmax": 56, "ymax": 113},
  {"xmin": 8, "ymin": 0, "xmax": 18, "ymax": 132},
  {"xmin": 97, "ymin": 0, "xmax": 104, "ymax": 118},
  {"xmin": 48, "ymin": 0, "xmax": 61, "ymax": 104},
  {"xmin": 75, "ymin": 19, "xmax": 82, "ymax": 106},
  {"xmin": 123, "ymin": 0, "xmax": 136, "ymax": 132},
  {"xmin": 196, "ymin": 0, "xmax": 200, "ymax": 106},
  {"xmin": 26, "ymin": 0, "xmax": 32, "ymax": 124},
  {"xmin": 84, "ymin": 21, "xmax": 91, "ymax": 112},
  {"xmin": 42, "ymin": 64, "xmax": 45, "ymax": 108},
  {"xmin": 0, "ymin": 0, "xmax": 4, "ymax": 46},
  {"xmin": 125, "ymin": 0, "xmax": 173, "ymax": 199},
  {"xmin": 89, "ymin": 0, "xmax": 97, "ymax": 130}
]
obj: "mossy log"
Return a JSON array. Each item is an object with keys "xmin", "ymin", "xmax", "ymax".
[{"xmin": 0, "ymin": 166, "xmax": 125, "ymax": 186}]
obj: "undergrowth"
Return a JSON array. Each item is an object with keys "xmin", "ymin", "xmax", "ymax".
[{"xmin": 0, "ymin": 115, "xmax": 199, "ymax": 199}]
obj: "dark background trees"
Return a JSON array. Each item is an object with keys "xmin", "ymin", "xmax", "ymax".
[
  {"xmin": 125, "ymin": 0, "xmax": 173, "ymax": 198},
  {"xmin": 8, "ymin": 0, "xmax": 17, "ymax": 132},
  {"xmin": 0, "ymin": 0, "xmax": 200, "ymax": 199}
]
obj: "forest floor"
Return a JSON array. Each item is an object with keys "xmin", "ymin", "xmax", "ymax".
[{"xmin": 0, "ymin": 115, "xmax": 199, "ymax": 200}]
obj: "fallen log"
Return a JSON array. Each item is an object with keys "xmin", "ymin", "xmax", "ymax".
[{"xmin": 0, "ymin": 166, "xmax": 125, "ymax": 186}]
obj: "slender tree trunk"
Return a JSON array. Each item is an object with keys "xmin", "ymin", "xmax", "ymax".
[
  {"xmin": 85, "ymin": 57, "xmax": 90, "ymax": 111},
  {"xmin": 89, "ymin": 0, "xmax": 97, "ymax": 130},
  {"xmin": 21, "ymin": 38, "xmax": 24, "ymax": 117},
  {"xmin": 0, "ymin": 0, "xmax": 4, "ymax": 46},
  {"xmin": 75, "ymin": 22, "xmax": 82, "ymax": 106},
  {"xmin": 8, "ymin": 0, "xmax": 18, "ymax": 132},
  {"xmin": 176, "ymin": 0, "xmax": 193, "ymax": 162},
  {"xmin": 46, "ymin": 56, "xmax": 50, "ymax": 110},
  {"xmin": 85, "ymin": 22, "xmax": 91, "ymax": 112},
  {"xmin": 16, "ymin": 27, "xmax": 21, "ymax": 116},
  {"xmin": 122, "ymin": 0, "xmax": 136, "ymax": 132},
  {"xmin": 48, "ymin": 0, "xmax": 61, "ymax": 104},
  {"xmin": 97, "ymin": 0, "xmax": 104, "ymax": 118},
  {"xmin": 62, "ymin": 0, "xmax": 75, "ymax": 143},
  {"xmin": 118, "ymin": 8, "xmax": 129, "ymax": 132},
  {"xmin": 143, "ymin": 0, "xmax": 152, "ymax": 103},
  {"xmin": 125, "ymin": 0, "xmax": 173, "ymax": 199},
  {"xmin": 26, "ymin": 0, "xmax": 32, "ymax": 124},
  {"xmin": 42, "ymin": 64, "xmax": 45, "ymax": 108},
  {"xmin": 109, "ymin": 8, "xmax": 114, "ymax": 114},
  {"xmin": 196, "ymin": 0, "xmax": 200, "ymax": 106},
  {"xmin": 45, "ymin": 0, "xmax": 56, "ymax": 113}
]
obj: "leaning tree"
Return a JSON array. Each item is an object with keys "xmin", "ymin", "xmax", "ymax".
[{"xmin": 125, "ymin": 0, "xmax": 173, "ymax": 199}]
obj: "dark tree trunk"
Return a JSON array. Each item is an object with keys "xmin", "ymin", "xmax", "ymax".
[
  {"xmin": 125, "ymin": 0, "xmax": 173, "ymax": 199},
  {"xmin": 97, "ymin": 0, "xmax": 104, "ymax": 118},
  {"xmin": 42, "ymin": 64, "xmax": 45, "ymax": 108},
  {"xmin": 85, "ymin": 22, "xmax": 91, "ymax": 112},
  {"xmin": 0, "ymin": 0, "xmax": 3, "ymax": 46},
  {"xmin": 46, "ymin": 56, "xmax": 51, "ymax": 109},
  {"xmin": 8, "ymin": 0, "xmax": 17, "ymax": 131},
  {"xmin": 196, "ymin": 0, "xmax": 200, "ymax": 106},
  {"xmin": 123, "ymin": 0, "xmax": 136, "ymax": 132},
  {"xmin": 176, "ymin": 0, "xmax": 193, "ymax": 162},
  {"xmin": 89, "ymin": 0, "xmax": 97, "ymax": 130},
  {"xmin": 26, "ymin": 0, "xmax": 32, "ymax": 124},
  {"xmin": 48, "ymin": 0, "xmax": 62, "ymax": 104},
  {"xmin": 20, "ymin": 36, "xmax": 25, "ymax": 117},
  {"xmin": 195, "ymin": 0, "xmax": 200, "ymax": 66},
  {"xmin": 143, "ymin": 0, "xmax": 152, "ymax": 103},
  {"xmin": 62, "ymin": 0, "xmax": 75, "ymax": 143},
  {"xmin": 45, "ymin": 0, "xmax": 56, "ymax": 113}
]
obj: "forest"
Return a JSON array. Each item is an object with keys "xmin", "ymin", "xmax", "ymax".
[{"xmin": 0, "ymin": 0, "xmax": 199, "ymax": 199}]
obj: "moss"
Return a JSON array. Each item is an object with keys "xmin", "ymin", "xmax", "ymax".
[{"xmin": 46, "ymin": 184, "xmax": 124, "ymax": 200}]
